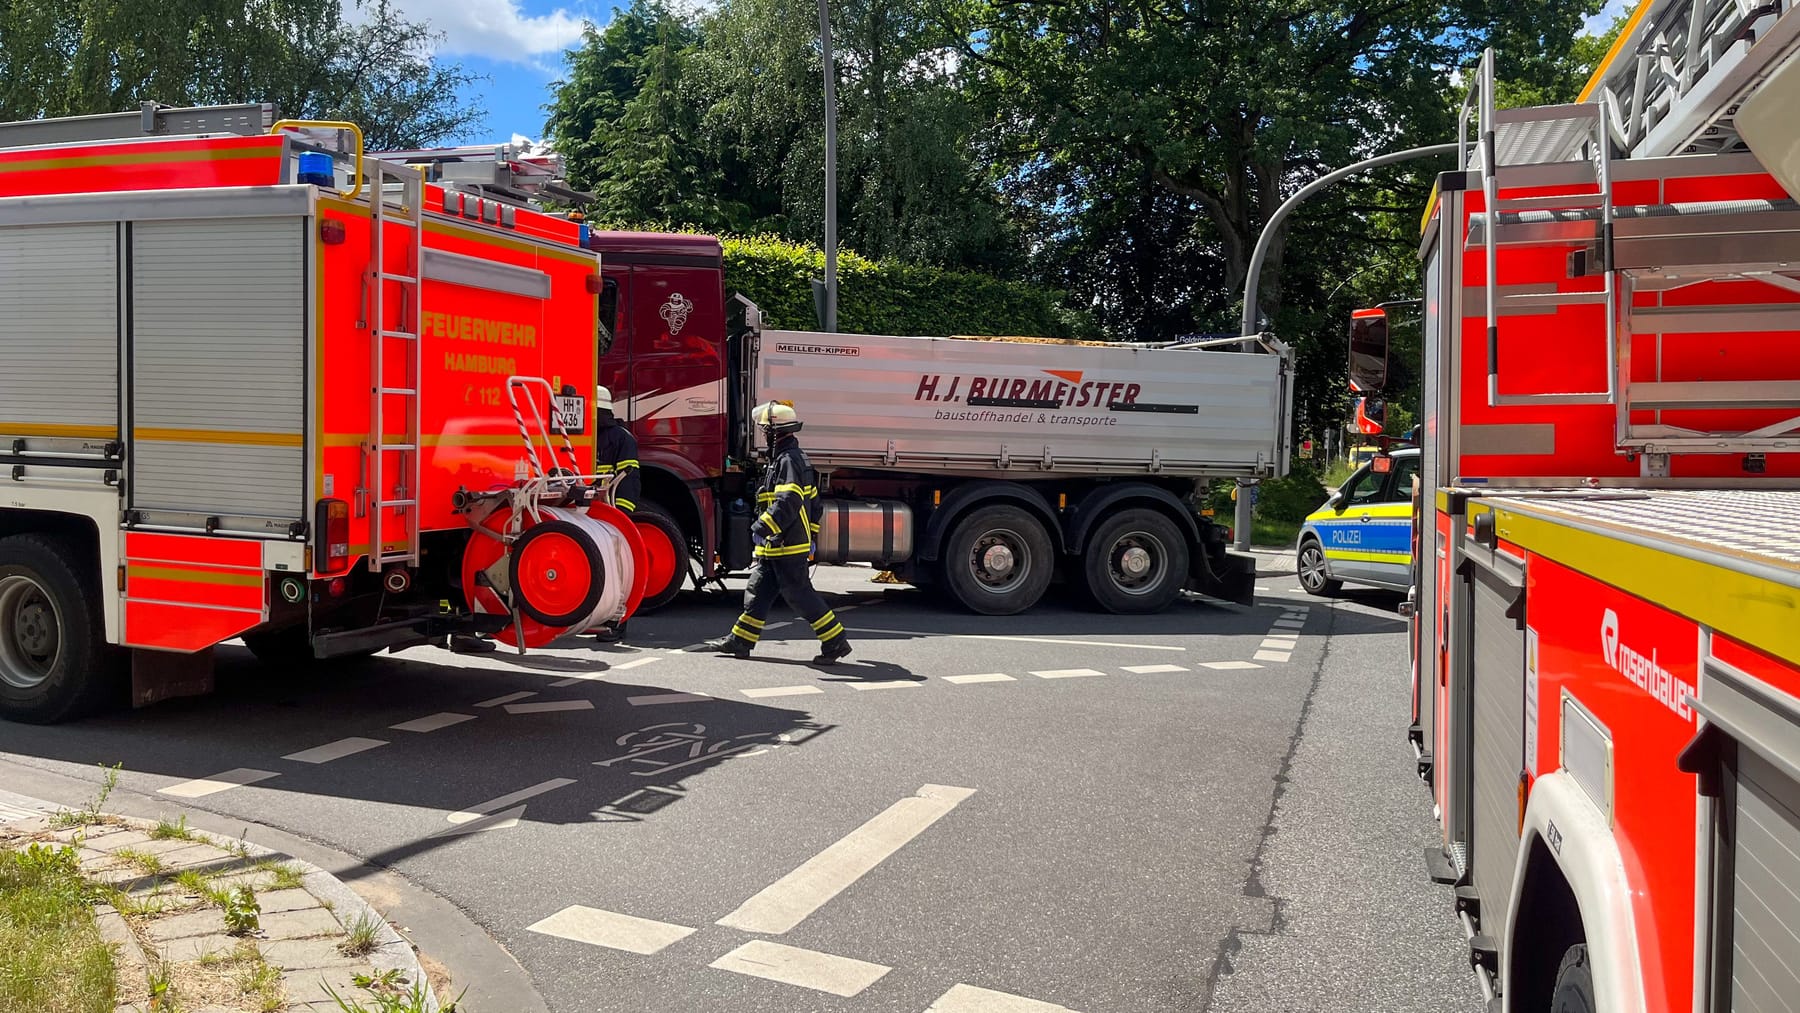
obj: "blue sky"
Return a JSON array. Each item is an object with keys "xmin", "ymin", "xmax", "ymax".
[{"xmin": 380, "ymin": 0, "xmax": 615, "ymax": 143}]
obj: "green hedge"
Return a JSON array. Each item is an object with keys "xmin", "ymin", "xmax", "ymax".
[{"xmin": 722, "ymin": 234, "xmax": 1097, "ymax": 339}]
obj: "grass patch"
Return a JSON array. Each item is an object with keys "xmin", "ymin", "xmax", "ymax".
[
  {"xmin": 109, "ymin": 886, "xmax": 172, "ymax": 919},
  {"xmin": 47, "ymin": 764, "xmax": 122, "ymax": 831},
  {"xmin": 323, "ymin": 980, "xmax": 461, "ymax": 1013},
  {"xmin": 338, "ymin": 913, "xmax": 382, "ymax": 958},
  {"xmin": 255, "ymin": 860, "xmax": 306, "ymax": 892},
  {"xmin": 166, "ymin": 939, "xmax": 283, "ymax": 1012},
  {"xmin": 111, "ymin": 849, "xmax": 165, "ymax": 878},
  {"xmin": 1251, "ymin": 516, "xmax": 1300, "ymax": 548},
  {"xmin": 0, "ymin": 843, "xmax": 116, "ymax": 1013},
  {"xmin": 150, "ymin": 815, "xmax": 195, "ymax": 842},
  {"xmin": 173, "ymin": 869, "xmax": 230, "ymax": 908}
]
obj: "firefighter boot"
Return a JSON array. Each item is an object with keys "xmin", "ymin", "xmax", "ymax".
[
  {"xmin": 592, "ymin": 622, "xmax": 627, "ymax": 644},
  {"xmin": 812, "ymin": 637, "xmax": 852, "ymax": 666},
  {"xmin": 689, "ymin": 635, "xmax": 751, "ymax": 659}
]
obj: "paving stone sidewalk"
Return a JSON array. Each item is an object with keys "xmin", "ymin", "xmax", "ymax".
[{"xmin": 2, "ymin": 805, "xmax": 441, "ymax": 1013}]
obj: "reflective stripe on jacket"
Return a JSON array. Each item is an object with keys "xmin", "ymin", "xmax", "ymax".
[{"xmin": 753, "ymin": 438, "xmax": 819, "ymax": 558}]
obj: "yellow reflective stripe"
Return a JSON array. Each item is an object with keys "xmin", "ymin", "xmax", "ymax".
[
  {"xmin": 737, "ymin": 614, "xmax": 765, "ymax": 628},
  {"xmin": 615, "ymin": 498, "xmax": 636, "ymax": 511},
  {"xmin": 809, "ymin": 524, "xmax": 821, "ymax": 534},
  {"xmin": 816, "ymin": 623, "xmax": 844, "ymax": 641},
  {"xmin": 755, "ymin": 543, "xmax": 812, "ymax": 557},
  {"xmin": 617, "ymin": 459, "xmax": 639, "ymax": 468},
  {"xmin": 1324, "ymin": 548, "xmax": 1409, "ymax": 564},
  {"xmin": 802, "ymin": 486, "xmax": 817, "ymax": 496},
  {"xmin": 1577, "ymin": 0, "xmax": 1655, "ymax": 102},
  {"xmin": 731, "ymin": 625, "xmax": 762, "ymax": 643},
  {"xmin": 0, "ymin": 422, "xmax": 118, "ymax": 439},
  {"xmin": 593, "ymin": 464, "xmax": 615, "ymax": 474},
  {"xmin": 758, "ymin": 511, "xmax": 777, "ymax": 530},
  {"xmin": 774, "ymin": 483, "xmax": 805, "ymax": 494},
  {"xmin": 810, "ymin": 612, "xmax": 839, "ymax": 631},
  {"xmin": 135, "ymin": 427, "xmax": 302, "ymax": 448}
]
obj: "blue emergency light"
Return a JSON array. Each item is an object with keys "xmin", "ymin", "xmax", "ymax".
[{"xmin": 297, "ymin": 152, "xmax": 335, "ymax": 189}]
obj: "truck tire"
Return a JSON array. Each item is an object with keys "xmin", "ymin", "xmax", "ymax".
[
  {"xmin": 1297, "ymin": 537, "xmax": 1341, "ymax": 595},
  {"xmin": 632, "ymin": 504, "xmax": 688, "ymax": 613},
  {"xmin": 1549, "ymin": 944, "xmax": 1595, "ymax": 1013},
  {"xmin": 941, "ymin": 504, "xmax": 1053, "ymax": 615},
  {"xmin": 0, "ymin": 533, "xmax": 120, "ymax": 724},
  {"xmin": 1081, "ymin": 508, "xmax": 1190, "ymax": 614}
]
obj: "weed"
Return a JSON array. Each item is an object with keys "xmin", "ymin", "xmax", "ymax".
[
  {"xmin": 323, "ymin": 980, "xmax": 462, "ymax": 1013},
  {"xmin": 222, "ymin": 886, "xmax": 261, "ymax": 936},
  {"xmin": 112, "ymin": 885, "xmax": 171, "ymax": 918},
  {"xmin": 147, "ymin": 956, "xmax": 175, "ymax": 1009},
  {"xmin": 173, "ymin": 869, "xmax": 227, "ymax": 907},
  {"xmin": 338, "ymin": 912, "xmax": 382, "ymax": 957},
  {"xmin": 150, "ymin": 815, "xmax": 195, "ymax": 842},
  {"xmin": 48, "ymin": 762, "xmax": 123, "ymax": 829},
  {"xmin": 255, "ymin": 859, "xmax": 306, "ymax": 891},
  {"xmin": 352, "ymin": 968, "xmax": 405, "ymax": 992},
  {"xmin": 232, "ymin": 944, "xmax": 284, "ymax": 1012},
  {"xmin": 114, "ymin": 848, "xmax": 166, "ymax": 877}
]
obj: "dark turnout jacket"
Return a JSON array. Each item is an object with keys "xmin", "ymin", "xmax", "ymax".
[{"xmin": 752, "ymin": 437, "xmax": 820, "ymax": 558}]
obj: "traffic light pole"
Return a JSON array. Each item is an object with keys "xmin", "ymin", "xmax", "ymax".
[{"xmin": 1232, "ymin": 141, "xmax": 1460, "ymax": 551}]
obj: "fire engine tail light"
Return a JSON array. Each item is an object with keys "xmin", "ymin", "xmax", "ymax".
[
  {"xmin": 315, "ymin": 498, "xmax": 350, "ymax": 573},
  {"xmin": 585, "ymin": 273, "xmax": 603, "ymax": 294},
  {"xmin": 318, "ymin": 219, "xmax": 346, "ymax": 245}
]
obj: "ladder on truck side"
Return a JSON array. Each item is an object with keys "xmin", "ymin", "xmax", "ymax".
[
  {"xmin": 369, "ymin": 161, "xmax": 424, "ymax": 570},
  {"xmin": 1457, "ymin": 35, "xmax": 1800, "ymax": 463}
]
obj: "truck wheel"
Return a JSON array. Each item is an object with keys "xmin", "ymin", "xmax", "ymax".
[
  {"xmin": 1549, "ymin": 944, "xmax": 1595, "ymax": 1013},
  {"xmin": 1082, "ymin": 509, "xmax": 1190, "ymax": 614},
  {"xmin": 1297, "ymin": 538, "xmax": 1341, "ymax": 596},
  {"xmin": 941, "ymin": 505, "xmax": 1053, "ymax": 615},
  {"xmin": 0, "ymin": 534, "xmax": 119, "ymax": 724},
  {"xmin": 632, "ymin": 504, "xmax": 688, "ymax": 614}
]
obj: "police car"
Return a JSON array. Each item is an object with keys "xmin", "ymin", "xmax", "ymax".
[{"xmin": 1295, "ymin": 447, "xmax": 1419, "ymax": 595}]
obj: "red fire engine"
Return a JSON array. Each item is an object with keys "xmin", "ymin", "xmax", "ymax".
[
  {"xmin": 0, "ymin": 105, "xmax": 646, "ymax": 724},
  {"xmin": 1389, "ymin": 2, "xmax": 1800, "ymax": 1008}
]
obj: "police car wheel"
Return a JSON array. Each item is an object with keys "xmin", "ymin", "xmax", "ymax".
[
  {"xmin": 0, "ymin": 533, "xmax": 121, "ymax": 724},
  {"xmin": 1297, "ymin": 538, "xmax": 1340, "ymax": 596},
  {"xmin": 1082, "ymin": 509, "xmax": 1189, "ymax": 614}
]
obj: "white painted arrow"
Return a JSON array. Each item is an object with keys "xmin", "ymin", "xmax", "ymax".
[{"xmin": 436, "ymin": 778, "xmax": 577, "ymax": 837}]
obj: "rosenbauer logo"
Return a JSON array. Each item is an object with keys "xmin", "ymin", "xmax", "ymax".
[
  {"xmin": 913, "ymin": 369, "xmax": 1142, "ymax": 409},
  {"xmin": 1599, "ymin": 608, "xmax": 1695, "ymax": 721}
]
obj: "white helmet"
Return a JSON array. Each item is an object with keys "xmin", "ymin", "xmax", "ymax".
[
  {"xmin": 752, "ymin": 400, "xmax": 802, "ymax": 435},
  {"xmin": 595, "ymin": 385, "xmax": 614, "ymax": 414}
]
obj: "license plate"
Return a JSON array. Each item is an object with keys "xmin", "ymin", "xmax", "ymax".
[{"xmin": 552, "ymin": 394, "xmax": 586, "ymax": 435}]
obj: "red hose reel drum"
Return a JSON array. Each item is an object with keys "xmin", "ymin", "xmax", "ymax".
[{"xmin": 460, "ymin": 502, "xmax": 648, "ymax": 648}]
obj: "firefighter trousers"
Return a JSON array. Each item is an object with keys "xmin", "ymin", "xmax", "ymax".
[{"xmin": 729, "ymin": 556, "xmax": 847, "ymax": 650}]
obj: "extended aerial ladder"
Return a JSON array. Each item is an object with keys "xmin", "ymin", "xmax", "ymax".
[{"xmin": 371, "ymin": 143, "xmax": 595, "ymax": 210}]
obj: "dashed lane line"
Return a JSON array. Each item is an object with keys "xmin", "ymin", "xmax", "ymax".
[
  {"xmin": 1030, "ymin": 668, "xmax": 1105, "ymax": 680},
  {"xmin": 504, "ymin": 700, "xmax": 596, "ymax": 715},
  {"xmin": 717, "ymin": 784, "xmax": 977, "ymax": 935},
  {"xmin": 282, "ymin": 737, "xmax": 389, "ymax": 764},
  {"xmin": 740, "ymin": 685, "xmax": 825, "ymax": 699},
  {"xmin": 526, "ymin": 905, "xmax": 696, "ymax": 955},
  {"xmin": 158, "ymin": 768, "xmax": 279, "ymax": 799},
  {"xmin": 927, "ymin": 983, "xmax": 1082, "ymax": 1012},
  {"xmin": 849, "ymin": 629, "xmax": 1185, "ymax": 652},
  {"xmin": 847, "ymin": 680, "xmax": 922, "ymax": 691},
  {"xmin": 1122, "ymin": 664, "xmax": 1189, "ymax": 674},
  {"xmin": 474, "ymin": 691, "xmax": 536, "ymax": 708},
  {"xmin": 1201, "ymin": 661, "xmax": 1264, "ymax": 670},
  {"xmin": 390, "ymin": 712, "xmax": 476, "ymax": 733},
  {"xmin": 628, "ymin": 692, "xmax": 714, "ymax": 707},
  {"xmin": 710, "ymin": 939, "xmax": 892, "ymax": 997},
  {"xmin": 942, "ymin": 673, "xmax": 1016, "ymax": 685},
  {"xmin": 552, "ymin": 655, "xmax": 664, "ymax": 688}
]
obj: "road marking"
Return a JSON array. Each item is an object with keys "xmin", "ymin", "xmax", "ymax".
[
  {"xmin": 1260, "ymin": 638, "xmax": 1297, "ymax": 650},
  {"xmin": 709, "ymin": 940, "xmax": 891, "ymax": 997},
  {"xmin": 1030, "ymin": 668, "xmax": 1105, "ymax": 680},
  {"xmin": 851, "ymin": 629, "xmax": 1183, "ymax": 651},
  {"xmin": 741, "ymin": 685, "xmax": 825, "ymax": 699},
  {"xmin": 158, "ymin": 769, "xmax": 278, "ymax": 799},
  {"xmin": 717, "ymin": 784, "xmax": 976, "ymax": 934},
  {"xmin": 504, "ymin": 700, "xmax": 595, "ymax": 715},
  {"xmin": 526, "ymin": 905, "xmax": 695, "ymax": 955},
  {"xmin": 1202, "ymin": 661, "xmax": 1264, "ymax": 670},
  {"xmin": 848, "ymin": 680, "xmax": 921, "ymax": 691},
  {"xmin": 553, "ymin": 655, "xmax": 665, "ymax": 686},
  {"xmin": 1272, "ymin": 620, "xmax": 1306, "ymax": 630},
  {"xmin": 1254, "ymin": 650, "xmax": 1292, "ymax": 663},
  {"xmin": 927, "ymin": 983, "xmax": 1082, "ymax": 1012},
  {"xmin": 1122, "ymin": 664, "xmax": 1189, "ymax": 674},
  {"xmin": 282, "ymin": 737, "xmax": 388, "ymax": 764},
  {"xmin": 474, "ymin": 691, "xmax": 536, "ymax": 708},
  {"xmin": 441, "ymin": 778, "xmax": 579, "ymax": 835},
  {"xmin": 390, "ymin": 712, "xmax": 476, "ymax": 733},
  {"xmin": 944, "ymin": 673, "xmax": 1016, "ymax": 685},
  {"xmin": 628, "ymin": 692, "xmax": 713, "ymax": 706}
]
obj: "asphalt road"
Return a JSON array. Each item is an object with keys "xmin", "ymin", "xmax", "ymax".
[{"xmin": 0, "ymin": 560, "xmax": 1482, "ymax": 1013}]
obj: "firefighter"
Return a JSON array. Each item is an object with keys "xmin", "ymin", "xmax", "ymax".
[
  {"xmin": 690, "ymin": 401, "xmax": 852, "ymax": 665},
  {"xmin": 591, "ymin": 385, "xmax": 640, "ymax": 644}
]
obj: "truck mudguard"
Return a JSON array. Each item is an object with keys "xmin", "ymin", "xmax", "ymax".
[{"xmin": 1061, "ymin": 482, "xmax": 1201, "ymax": 556}]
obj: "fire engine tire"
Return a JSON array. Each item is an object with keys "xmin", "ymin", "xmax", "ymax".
[
  {"xmin": 0, "ymin": 533, "xmax": 122, "ymax": 725},
  {"xmin": 1297, "ymin": 538, "xmax": 1341, "ymax": 596},
  {"xmin": 509, "ymin": 520, "xmax": 608, "ymax": 628},
  {"xmin": 632, "ymin": 505, "xmax": 688, "ymax": 614},
  {"xmin": 941, "ymin": 504, "xmax": 1054, "ymax": 616},
  {"xmin": 1081, "ymin": 509, "xmax": 1190, "ymax": 614},
  {"xmin": 1549, "ymin": 944, "xmax": 1595, "ymax": 1013}
]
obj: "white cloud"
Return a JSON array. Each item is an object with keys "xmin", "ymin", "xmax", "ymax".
[
  {"xmin": 1583, "ymin": 0, "xmax": 1634, "ymax": 35},
  {"xmin": 361, "ymin": 0, "xmax": 591, "ymax": 64}
]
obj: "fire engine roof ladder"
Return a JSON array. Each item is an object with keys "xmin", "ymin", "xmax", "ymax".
[
  {"xmin": 1460, "ymin": 25, "xmax": 1800, "ymax": 464},
  {"xmin": 369, "ymin": 145, "xmax": 595, "ymax": 209},
  {"xmin": 370, "ymin": 161, "xmax": 424, "ymax": 570}
]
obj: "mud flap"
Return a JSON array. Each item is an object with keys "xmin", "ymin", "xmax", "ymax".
[
  {"xmin": 1191, "ymin": 548, "xmax": 1257, "ymax": 605},
  {"xmin": 131, "ymin": 647, "xmax": 214, "ymax": 708}
]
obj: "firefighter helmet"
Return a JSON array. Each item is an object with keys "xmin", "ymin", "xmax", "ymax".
[
  {"xmin": 595, "ymin": 385, "xmax": 614, "ymax": 414},
  {"xmin": 752, "ymin": 400, "xmax": 802, "ymax": 436}
]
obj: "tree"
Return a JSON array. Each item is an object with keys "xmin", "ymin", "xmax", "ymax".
[{"xmin": 0, "ymin": 0, "xmax": 483, "ymax": 149}]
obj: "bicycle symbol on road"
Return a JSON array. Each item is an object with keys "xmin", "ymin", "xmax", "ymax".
[{"xmin": 595, "ymin": 722, "xmax": 786, "ymax": 777}]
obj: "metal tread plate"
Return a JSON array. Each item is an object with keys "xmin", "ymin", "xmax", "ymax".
[{"xmin": 1492, "ymin": 490, "xmax": 1800, "ymax": 572}]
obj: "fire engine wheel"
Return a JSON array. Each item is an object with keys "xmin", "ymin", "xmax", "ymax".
[
  {"xmin": 1549, "ymin": 944, "xmax": 1594, "ymax": 1013},
  {"xmin": 0, "ymin": 534, "xmax": 120, "ymax": 725},
  {"xmin": 1081, "ymin": 509, "xmax": 1189, "ymax": 614},
  {"xmin": 1297, "ymin": 538, "xmax": 1341, "ymax": 596},
  {"xmin": 631, "ymin": 505, "xmax": 688, "ymax": 614},
  {"xmin": 509, "ymin": 520, "xmax": 606, "ymax": 627},
  {"xmin": 941, "ymin": 504, "xmax": 1053, "ymax": 616}
]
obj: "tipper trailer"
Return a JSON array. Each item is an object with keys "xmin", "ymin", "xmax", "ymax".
[{"xmin": 0, "ymin": 105, "xmax": 648, "ymax": 723}]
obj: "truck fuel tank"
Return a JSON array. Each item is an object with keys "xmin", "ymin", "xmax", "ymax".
[{"xmin": 813, "ymin": 500, "xmax": 914, "ymax": 565}]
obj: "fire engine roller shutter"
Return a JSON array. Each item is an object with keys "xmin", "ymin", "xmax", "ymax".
[
  {"xmin": 1730, "ymin": 750, "xmax": 1800, "ymax": 1009},
  {"xmin": 0, "ymin": 223, "xmax": 118, "ymax": 435},
  {"xmin": 1464, "ymin": 543, "xmax": 1526, "ymax": 924},
  {"xmin": 129, "ymin": 218, "xmax": 305, "ymax": 525}
]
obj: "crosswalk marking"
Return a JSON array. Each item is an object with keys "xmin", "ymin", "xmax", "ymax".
[
  {"xmin": 709, "ymin": 940, "xmax": 891, "ymax": 997},
  {"xmin": 504, "ymin": 700, "xmax": 595, "ymax": 715},
  {"xmin": 282, "ymin": 737, "xmax": 389, "ymax": 764},
  {"xmin": 526, "ymin": 905, "xmax": 695, "ymax": 955},
  {"xmin": 628, "ymin": 692, "xmax": 713, "ymax": 706},
  {"xmin": 717, "ymin": 784, "xmax": 976, "ymax": 935},
  {"xmin": 158, "ymin": 768, "xmax": 278, "ymax": 799},
  {"xmin": 474, "ymin": 691, "xmax": 536, "ymax": 708},
  {"xmin": 927, "ymin": 983, "xmax": 1082, "ymax": 1012},
  {"xmin": 1254, "ymin": 650, "xmax": 1292, "ymax": 663},
  {"xmin": 944, "ymin": 673, "xmax": 1016, "ymax": 684},
  {"xmin": 1030, "ymin": 669, "xmax": 1104, "ymax": 679},
  {"xmin": 741, "ymin": 685, "xmax": 824, "ymax": 699},
  {"xmin": 848, "ymin": 680, "xmax": 921, "ymax": 691},
  {"xmin": 1201, "ymin": 661, "xmax": 1264, "ymax": 670},
  {"xmin": 1260, "ymin": 638, "xmax": 1297, "ymax": 651},
  {"xmin": 1122, "ymin": 664, "xmax": 1189, "ymax": 674},
  {"xmin": 1272, "ymin": 620, "xmax": 1306, "ymax": 630},
  {"xmin": 390, "ymin": 712, "xmax": 475, "ymax": 733}
]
